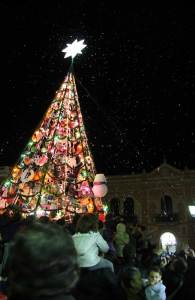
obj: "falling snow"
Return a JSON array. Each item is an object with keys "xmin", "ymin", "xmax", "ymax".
[{"xmin": 0, "ymin": 4, "xmax": 195, "ymax": 175}]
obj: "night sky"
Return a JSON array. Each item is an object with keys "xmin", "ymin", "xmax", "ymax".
[{"xmin": 0, "ymin": 1, "xmax": 195, "ymax": 175}]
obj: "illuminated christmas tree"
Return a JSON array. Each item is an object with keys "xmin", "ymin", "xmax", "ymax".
[{"xmin": 0, "ymin": 39, "xmax": 100, "ymax": 221}]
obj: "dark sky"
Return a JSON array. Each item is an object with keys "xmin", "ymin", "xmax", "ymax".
[{"xmin": 0, "ymin": 1, "xmax": 195, "ymax": 175}]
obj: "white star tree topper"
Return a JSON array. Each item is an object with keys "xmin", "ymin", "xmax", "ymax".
[{"xmin": 62, "ymin": 39, "xmax": 87, "ymax": 59}]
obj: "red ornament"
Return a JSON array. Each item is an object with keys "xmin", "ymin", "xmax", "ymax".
[
  {"xmin": 99, "ymin": 212, "xmax": 106, "ymax": 222},
  {"xmin": 76, "ymin": 144, "xmax": 82, "ymax": 154},
  {"xmin": 69, "ymin": 121, "xmax": 76, "ymax": 129},
  {"xmin": 58, "ymin": 127, "xmax": 65, "ymax": 135},
  {"xmin": 24, "ymin": 157, "xmax": 31, "ymax": 165},
  {"xmin": 35, "ymin": 155, "xmax": 48, "ymax": 166}
]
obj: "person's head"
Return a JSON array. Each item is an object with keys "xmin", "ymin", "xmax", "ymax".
[
  {"xmin": 187, "ymin": 247, "xmax": 195, "ymax": 258},
  {"xmin": 116, "ymin": 222, "xmax": 127, "ymax": 234},
  {"xmin": 8, "ymin": 222, "xmax": 79, "ymax": 299},
  {"xmin": 49, "ymin": 210, "xmax": 57, "ymax": 220},
  {"xmin": 72, "ymin": 213, "xmax": 80, "ymax": 225},
  {"xmin": 21, "ymin": 214, "xmax": 36, "ymax": 228},
  {"xmin": 138, "ymin": 225, "xmax": 146, "ymax": 232},
  {"xmin": 120, "ymin": 267, "xmax": 142, "ymax": 293},
  {"xmin": 76, "ymin": 213, "xmax": 98, "ymax": 233},
  {"xmin": 177, "ymin": 241, "xmax": 189, "ymax": 254},
  {"xmin": 98, "ymin": 219, "xmax": 104, "ymax": 230},
  {"xmin": 38, "ymin": 215, "xmax": 50, "ymax": 223},
  {"xmin": 6, "ymin": 204, "xmax": 22, "ymax": 221},
  {"xmin": 56, "ymin": 217, "xmax": 66, "ymax": 226},
  {"xmin": 169, "ymin": 256, "xmax": 188, "ymax": 274},
  {"xmin": 148, "ymin": 266, "xmax": 162, "ymax": 286},
  {"xmin": 153, "ymin": 245, "xmax": 163, "ymax": 256}
]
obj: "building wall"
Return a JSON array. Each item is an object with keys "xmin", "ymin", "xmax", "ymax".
[
  {"xmin": 106, "ymin": 163, "xmax": 195, "ymax": 249},
  {"xmin": 0, "ymin": 166, "xmax": 10, "ymax": 183}
]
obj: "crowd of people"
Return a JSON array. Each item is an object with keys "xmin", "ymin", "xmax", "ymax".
[{"xmin": 0, "ymin": 205, "xmax": 195, "ymax": 300}]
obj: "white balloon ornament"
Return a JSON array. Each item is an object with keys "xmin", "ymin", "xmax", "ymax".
[{"xmin": 92, "ymin": 174, "xmax": 108, "ymax": 198}]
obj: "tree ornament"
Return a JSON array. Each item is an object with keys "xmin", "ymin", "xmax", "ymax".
[
  {"xmin": 21, "ymin": 169, "xmax": 35, "ymax": 183},
  {"xmin": 79, "ymin": 181, "xmax": 92, "ymax": 197},
  {"xmin": 35, "ymin": 155, "xmax": 48, "ymax": 166},
  {"xmin": 8, "ymin": 185, "xmax": 16, "ymax": 196},
  {"xmin": 33, "ymin": 170, "xmax": 42, "ymax": 181},
  {"xmin": 67, "ymin": 157, "xmax": 77, "ymax": 168},
  {"xmin": 57, "ymin": 127, "xmax": 66, "ymax": 136},
  {"xmin": 69, "ymin": 121, "xmax": 76, "ymax": 129},
  {"xmin": 75, "ymin": 131, "xmax": 81, "ymax": 139},
  {"xmin": 24, "ymin": 156, "xmax": 31, "ymax": 165},
  {"xmin": 92, "ymin": 174, "xmax": 108, "ymax": 198},
  {"xmin": 31, "ymin": 145, "xmax": 37, "ymax": 153},
  {"xmin": 94, "ymin": 197, "xmax": 104, "ymax": 211},
  {"xmin": 19, "ymin": 182, "xmax": 33, "ymax": 196},
  {"xmin": 12, "ymin": 166, "xmax": 22, "ymax": 179},
  {"xmin": 41, "ymin": 147, "xmax": 47, "ymax": 153},
  {"xmin": 87, "ymin": 198, "xmax": 94, "ymax": 213},
  {"xmin": 75, "ymin": 144, "xmax": 82, "ymax": 154},
  {"xmin": 32, "ymin": 130, "xmax": 42, "ymax": 142}
]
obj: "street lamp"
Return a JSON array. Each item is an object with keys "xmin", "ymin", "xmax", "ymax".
[{"xmin": 188, "ymin": 204, "xmax": 195, "ymax": 217}]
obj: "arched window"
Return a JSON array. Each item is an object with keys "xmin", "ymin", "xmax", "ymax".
[
  {"xmin": 109, "ymin": 197, "xmax": 120, "ymax": 216},
  {"xmin": 160, "ymin": 232, "xmax": 177, "ymax": 254},
  {"xmin": 161, "ymin": 194, "xmax": 173, "ymax": 216},
  {"xmin": 123, "ymin": 197, "xmax": 135, "ymax": 218}
]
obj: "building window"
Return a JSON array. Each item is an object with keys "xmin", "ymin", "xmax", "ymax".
[
  {"xmin": 123, "ymin": 197, "xmax": 135, "ymax": 217},
  {"xmin": 160, "ymin": 232, "xmax": 177, "ymax": 254},
  {"xmin": 109, "ymin": 197, "xmax": 120, "ymax": 216},
  {"xmin": 156, "ymin": 195, "xmax": 178, "ymax": 223},
  {"xmin": 161, "ymin": 194, "xmax": 173, "ymax": 216}
]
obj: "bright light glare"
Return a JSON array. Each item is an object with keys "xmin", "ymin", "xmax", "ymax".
[
  {"xmin": 62, "ymin": 39, "xmax": 86, "ymax": 59},
  {"xmin": 189, "ymin": 205, "xmax": 195, "ymax": 217},
  {"xmin": 160, "ymin": 232, "xmax": 177, "ymax": 254}
]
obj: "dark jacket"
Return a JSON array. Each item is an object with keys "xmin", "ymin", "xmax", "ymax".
[
  {"xmin": 73, "ymin": 268, "xmax": 120, "ymax": 300},
  {"xmin": 8, "ymin": 294, "xmax": 75, "ymax": 300}
]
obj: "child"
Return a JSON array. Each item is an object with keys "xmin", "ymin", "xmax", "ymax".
[
  {"xmin": 145, "ymin": 266, "xmax": 166, "ymax": 300},
  {"xmin": 119, "ymin": 266, "xmax": 145, "ymax": 300},
  {"xmin": 73, "ymin": 214, "xmax": 114, "ymax": 272},
  {"xmin": 114, "ymin": 222, "xmax": 129, "ymax": 258}
]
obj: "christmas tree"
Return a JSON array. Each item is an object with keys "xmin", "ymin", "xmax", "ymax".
[{"xmin": 0, "ymin": 39, "xmax": 101, "ymax": 221}]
